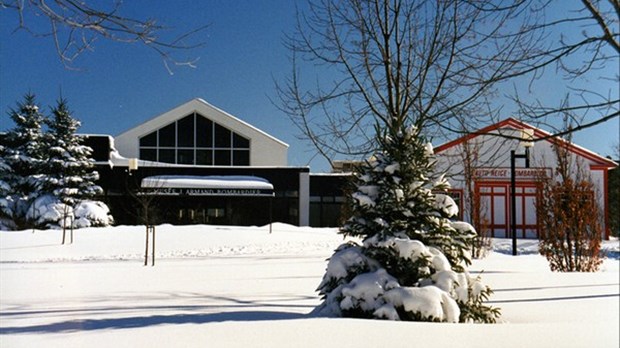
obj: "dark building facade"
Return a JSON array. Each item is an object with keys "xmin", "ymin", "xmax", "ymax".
[
  {"xmin": 94, "ymin": 162, "xmax": 310, "ymax": 227},
  {"xmin": 82, "ymin": 99, "xmax": 348, "ymax": 228}
]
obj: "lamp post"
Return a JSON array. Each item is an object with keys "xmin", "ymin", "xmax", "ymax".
[
  {"xmin": 510, "ymin": 129, "xmax": 534, "ymax": 256},
  {"xmin": 128, "ymin": 158, "xmax": 139, "ymax": 173}
]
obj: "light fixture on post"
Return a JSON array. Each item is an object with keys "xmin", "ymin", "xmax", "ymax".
[
  {"xmin": 510, "ymin": 128, "xmax": 534, "ymax": 256},
  {"xmin": 128, "ymin": 158, "xmax": 139, "ymax": 174}
]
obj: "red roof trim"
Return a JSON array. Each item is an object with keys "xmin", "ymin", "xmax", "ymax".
[{"xmin": 434, "ymin": 118, "xmax": 618, "ymax": 168}]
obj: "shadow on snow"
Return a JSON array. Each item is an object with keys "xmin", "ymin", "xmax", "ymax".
[{"xmin": 0, "ymin": 311, "xmax": 309, "ymax": 335}]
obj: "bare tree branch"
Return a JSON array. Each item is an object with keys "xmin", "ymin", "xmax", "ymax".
[
  {"xmin": 276, "ymin": 0, "xmax": 540, "ymax": 164},
  {"xmin": 1, "ymin": 0, "xmax": 208, "ymax": 73},
  {"xmin": 507, "ymin": 0, "xmax": 619, "ymax": 133},
  {"xmin": 276, "ymin": 0, "xmax": 618, "ymax": 165}
]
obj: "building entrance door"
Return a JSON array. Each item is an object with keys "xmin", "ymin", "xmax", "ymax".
[{"xmin": 476, "ymin": 182, "xmax": 539, "ymax": 239}]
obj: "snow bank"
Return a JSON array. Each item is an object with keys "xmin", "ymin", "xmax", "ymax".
[{"xmin": 0, "ymin": 226, "xmax": 618, "ymax": 348}]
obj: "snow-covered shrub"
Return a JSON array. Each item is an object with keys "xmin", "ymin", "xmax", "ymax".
[
  {"xmin": 315, "ymin": 124, "xmax": 500, "ymax": 323},
  {"xmin": 316, "ymin": 237, "xmax": 498, "ymax": 322},
  {"xmin": 0, "ymin": 218, "xmax": 16, "ymax": 231},
  {"xmin": 29, "ymin": 195, "xmax": 73, "ymax": 229},
  {"xmin": 0, "ymin": 194, "xmax": 17, "ymax": 230},
  {"xmin": 74, "ymin": 200, "xmax": 114, "ymax": 228},
  {"xmin": 23, "ymin": 197, "xmax": 113, "ymax": 229},
  {"xmin": 0, "ymin": 195, "xmax": 15, "ymax": 219}
]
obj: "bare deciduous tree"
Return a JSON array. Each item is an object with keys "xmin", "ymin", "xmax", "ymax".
[
  {"xmin": 536, "ymin": 118, "xmax": 604, "ymax": 272},
  {"xmin": 275, "ymin": 0, "xmax": 618, "ymax": 166},
  {"xmin": 509, "ymin": 0, "xmax": 619, "ymax": 140},
  {"xmin": 275, "ymin": 0, "xmax": 549, "ymax": 166},
  {"xmin": 460, "ymin": 138, "xmax": 493, "ymax": 259},
  {"xmin": 1, "ymin": 0, "xmax": 208, "ymax": 73}
]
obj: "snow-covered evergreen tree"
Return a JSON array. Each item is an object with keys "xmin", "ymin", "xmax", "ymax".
[
  {"xmin": 35, "ymin": 98, "xmax": 111, "ymax": 228},
  {"xmin": 315, "ymin": 124, "xmax": 500, "ymax": 323},
  {"xmin": 2, "ymin": 94, "xmax": 47, "ymax": 228},
  {"xmin": 42, "ymin": 99, "xmax": 103, "ymax": 205},
  {"xmin": 1, "ymin": 95, "xmax": 112, "ymax": 230}
]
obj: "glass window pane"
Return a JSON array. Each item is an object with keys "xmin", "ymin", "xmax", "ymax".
[
  {"xmin": 494, "ymin": 196, "xmax": 506, "ymax": 224},
  {"xmin": 139, "ymin": 132, "xmax": 157, "ymax": 147},
  {"xmin": 159, "ymin": 149, "xmax": 175, "ymax": 163},
  {"xmin": 140, "ymin": 148, "xmax": 156, "ymax": 161},
  {"xmin": 177, "ymin": 114, "xmax": 195, "ymax": 147},
  {"xmin": 525, "ymin": 197, "xmax": 537, "ymax": 224},
  {"xmin": 159, "ymin": 123, "xmax": 176, "ymax": 147},
  {"xmin": 479, "ymin": 196, "xmax": 491, "ymax": 221},
  {"xmin": 233, "ymin": 150, "xmax": 249, "ymax": 165},
  {"xmin": 233, "ymin": 132, "xmax": 250, "ymax": 148},
  {"xmin": 196, "ymin": 115, "xmax": 213, "ymax": 147},
  {"xmin": 196, "ymin": 150, "xmax": 212, "ymax": 165},
  {"xmin": 177, "ymin": 149, "xmax": 194, "ymax": 164},
  {"xmin": 207, "ymin": 208, "xmax": 225, "ymax": 217},
  {"xmin": 214, "ymin": 123, "xmax": 231, "ymax": 147},
  {"xmin": 494, "ymin": 228, "xmax": 507, "ymax": 238},
  {"xmin": 214, "ymin": 149, "xmax": 231, "ymax": 165}
]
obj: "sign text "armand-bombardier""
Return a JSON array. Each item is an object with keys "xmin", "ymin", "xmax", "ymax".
[{"xmin": 140, "ymin": 188, "xmax": 274, "ymax": 197}]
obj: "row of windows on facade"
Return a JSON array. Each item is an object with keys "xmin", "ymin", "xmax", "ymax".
[{"xmin": 138, "ymin": 112, "xmax": 251, "ymax": 165}]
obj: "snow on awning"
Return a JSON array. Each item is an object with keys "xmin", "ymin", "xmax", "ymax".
[{"xmin": 140, "ymin": 175, "xmax": 274, "ymax": 197}]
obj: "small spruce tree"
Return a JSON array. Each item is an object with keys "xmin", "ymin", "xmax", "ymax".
[{"xmin": 315, "ymin": 123, "xmax": 500, "ymax": 323}]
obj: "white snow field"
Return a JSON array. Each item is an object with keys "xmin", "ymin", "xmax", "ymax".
[{"xmin": 1, "ymin": 224, "xmax": 618, "ymax": 348}]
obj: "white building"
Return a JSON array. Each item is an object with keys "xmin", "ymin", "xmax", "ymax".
[
  {"xmin": 435, "ymin": 118, "xmax": 617, "ymax": 239},
  {"xmin": 114, "ymin": 98, "xmax": 288, "ymax": 167}
]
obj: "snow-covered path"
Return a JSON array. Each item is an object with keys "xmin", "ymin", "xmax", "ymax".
[{"xmin": 1, "ymin": 224, "xmax": 618, "ymax": 347}]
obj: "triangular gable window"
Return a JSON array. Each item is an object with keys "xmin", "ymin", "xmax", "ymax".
[{"xmin": 138, "ymin": 112, "xmax": 250, "ymax": 165}]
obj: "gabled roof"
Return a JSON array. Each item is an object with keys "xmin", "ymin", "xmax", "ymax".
[
  {"xmin": 435, "ymin": 118, "xmax": 617, "ymax": 168},
  {"xmin": 116, "ymin": 98, "xmax": 288, "ymax": 148}
]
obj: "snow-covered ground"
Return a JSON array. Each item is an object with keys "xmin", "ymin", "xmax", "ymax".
[{"xmin": 1, "ymin": 224, "xmax": 618, "ymax": 347}]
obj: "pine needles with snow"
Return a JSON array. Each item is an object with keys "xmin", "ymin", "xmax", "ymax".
[{"xmin": 315, "ymin": 124, "xmax": 500, "ymax": 323}]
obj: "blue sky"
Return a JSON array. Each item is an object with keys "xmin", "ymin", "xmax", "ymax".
[{"xmin": 1, "ymin": 1, "xmax": 618, "ymax": 173}]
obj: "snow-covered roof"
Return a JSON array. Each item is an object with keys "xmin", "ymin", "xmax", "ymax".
[{"xmin": 141, "ymin": 175, "xmax": 274, "ymax": 190}]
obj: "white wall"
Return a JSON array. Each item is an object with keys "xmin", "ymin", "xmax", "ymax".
[
  {"xmin": 434, "ymin": 124, "xmax": 612, "ymax": 239},
  {"xmin": 114, "ymin": 98, "xmax": 288, "ymax": 166}
]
